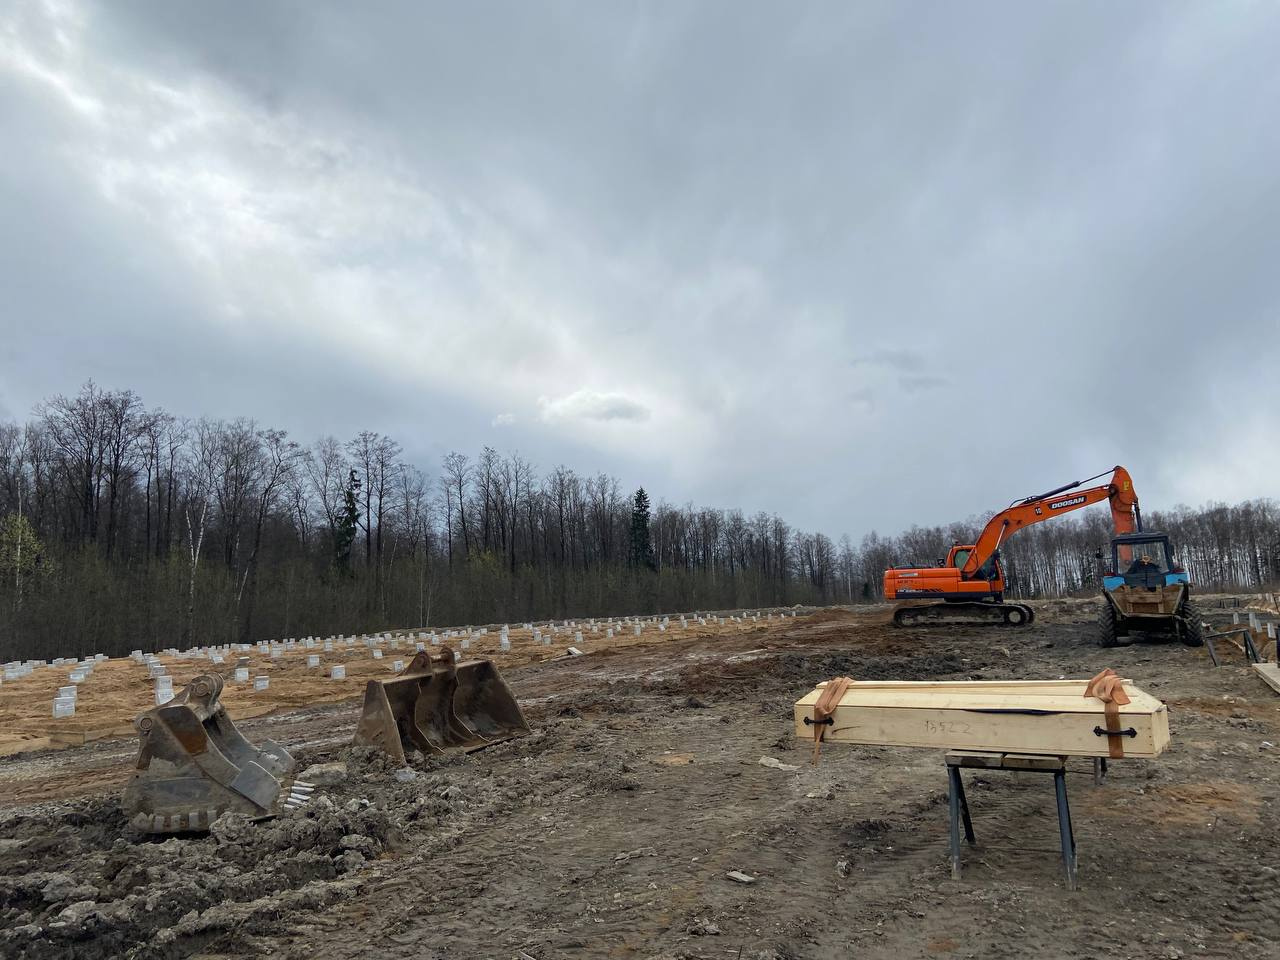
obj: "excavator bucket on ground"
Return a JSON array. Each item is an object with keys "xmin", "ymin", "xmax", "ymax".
[
  {"xmin": 122, "ymin": 673, "xmax": 312, "ymax": 833},
  {"xmin": 352, "ymin": 647, "xmax": 529, "ymax": 765}
]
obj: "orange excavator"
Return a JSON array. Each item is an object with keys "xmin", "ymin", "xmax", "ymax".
[{"xmin": 884, "ymin": 466, "xmax": 1139, "ymax": 627}]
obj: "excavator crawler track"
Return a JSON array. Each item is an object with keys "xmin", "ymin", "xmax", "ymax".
[{"xmin": 892, "ymin": 601, "xmax": 1035, "ymax": 628}]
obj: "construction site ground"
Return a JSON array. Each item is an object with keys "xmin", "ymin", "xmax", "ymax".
[{"xmin": 2, "ymin": 599, "xmax": 1278, "ymax": 960}]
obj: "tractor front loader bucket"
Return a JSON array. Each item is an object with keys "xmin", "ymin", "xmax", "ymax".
[
  {"xmin": 122, "ymin": 673, "xmax": 312, "ymax": 833},
  {"xmin": 352, "ymin": 647, "xmax": 530, "ymax": 764}
]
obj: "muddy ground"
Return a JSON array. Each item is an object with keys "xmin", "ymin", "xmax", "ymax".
[{"xmin": 1, "ymin": 601, "xmax": 1278, "ymax": 960}]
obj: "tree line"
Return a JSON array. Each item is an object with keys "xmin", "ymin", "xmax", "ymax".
[{"xmin": 1, "ymin": 382, "xmax": 1276, "ymax": 659}]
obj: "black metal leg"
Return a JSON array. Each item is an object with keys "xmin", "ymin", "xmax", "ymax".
[
  {"xmin": 955, "ymin": 770, "xmax": 975, "ymax": 843},
  {"xmin": 1093, "ymin": 757, "xmax": 1107, "ymax": 786},
  {"xmin": 1053, "ymin": 770, "xmax": 1077, "ymax": 891},
  {"xmin": 948, "ymin": 765, "xmax": 963, "ymax": 879}
]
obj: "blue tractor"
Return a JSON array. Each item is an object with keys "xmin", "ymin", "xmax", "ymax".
[{"xmin": 1097, "ymin": 531, "xmax": 1203, "ymax": 647}]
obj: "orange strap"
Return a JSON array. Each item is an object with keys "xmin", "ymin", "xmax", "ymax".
[
  {"xmin": 1084, "ymin": 668, "xmax": 1131, "ymax": 759},
  {"xmin": 812, "ymin": 676, "xmax": 854, "ymax": 766}
]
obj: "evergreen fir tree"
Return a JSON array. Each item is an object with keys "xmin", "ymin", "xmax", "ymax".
[
  {"xmin": 335, "ymin": 469, "xmax": 361, "ymax": 574},
  {"xmin": 630, "ymin": 487, "xmax": 655, "ymax": 571}
]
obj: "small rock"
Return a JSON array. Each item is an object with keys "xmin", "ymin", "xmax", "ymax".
[
  {"xmin": 806, "ymin": 789, "xmax": 835, "ymax": 800},
  {"xmin": 41, "ymin": 873, "xmax": 97, "ymax": 905},
  {"xmin": 759, "ymin": 756, "xmax": 799, "ymax": 772},
  {"xmin": 393, "ymin": 767, "xmax": 419, "ymax": 783},
  {"xmin": 1150, "ymin": 891, "xmax": 1170, "ymax": 903},
  {"xmin": 836, "ymin": 858, "xmax": 851, "ymax": 878},
  {"xmin": 340, "ymin": 834, "xmax": 380, "ymax": 857},
  {"xmin": 56, "ymin": 901, "xmax": 97, "ymax": 924},
  {"xmin": 685, "ymin": 696, "xmax": 708, "ymax": 709},
  {"xmin": 726, "ymin": 870, "xmax": 756, "ymax": 884},
  {"xmin": 300, "ymin": 761, "xmax": 349, "ymax": 786},
  {"xmin": 614, "ymin": 846, "xmax": 656, "ymax": 862},
  {"xmin": 210, "ymin": 812, "xmax": 253, "ymax": 845},
  {"xmin": 687, "ymin": 918, "xmax": 721, "ymax": 936},
  {"xmin": 337, "ymin": 849, "xmax": 367, "ymax": 873},
  {"xmin": 344, "ymin": 798, "xmax": 370, "ymax": 814},
  {"xmin": 1261, "ymin": 742, "xmax": 1274, "ymax": 750}
]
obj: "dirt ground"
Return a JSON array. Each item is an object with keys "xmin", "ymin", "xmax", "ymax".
[
  {"xmin": 0, "ymin": 614, "xmax": 788, "ymax": 757},
  {"xmin": 2, "ymin": 599, "xmax": 1279, "ymax": 960}
]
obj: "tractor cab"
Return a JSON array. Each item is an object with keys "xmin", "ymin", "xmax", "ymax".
[
  {"xmin": 1104, "ymin": 532, "xmax": 1188, "ymax": 591},
  {"xmin": 1097, "ymin": 530, "xmax": 1200, "ymax": 648}
]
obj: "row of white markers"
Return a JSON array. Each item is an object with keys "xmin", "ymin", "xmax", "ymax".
[{"xmin": 34, "ymin": 609, "xmax": 798, "ymax": 716}]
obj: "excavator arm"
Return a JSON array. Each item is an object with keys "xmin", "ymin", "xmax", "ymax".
[{"xmin": 958, "ymin": 465, "xmax": 1138, "ymax": 580}]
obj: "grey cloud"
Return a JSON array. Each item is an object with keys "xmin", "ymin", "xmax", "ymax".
[
  {"xmin": 850, "ymin": 348, "xmax": 929, "ymax": 373},
  {"xmin": 2, "ymin": 1, "xmax": 1278, "ymax": 538},
  {"xmin": 899, "ymin": 374, "xmax": 951, "ymax": 393}
]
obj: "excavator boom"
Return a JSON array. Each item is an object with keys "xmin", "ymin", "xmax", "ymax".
[{"xmin": 959, "ymin": 466, "xmax": 1138, "ymax": 579}]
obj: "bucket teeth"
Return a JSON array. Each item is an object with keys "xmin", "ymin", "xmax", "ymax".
[
  {"xmin": 121, "ymin": 673, "xmax": 298, "ymax": 834},
  {"xmin": 352, "ymin": 647, "xmax": 530, "ymax": 763}
]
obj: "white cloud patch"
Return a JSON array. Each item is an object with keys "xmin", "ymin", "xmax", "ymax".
[
  {"xmin": 491, "ymin": 412, "xmax": 515, "ymax": 427},
  {"xmin": 538, "ymin": 390, "xmax": 650, "ymax": 424}
]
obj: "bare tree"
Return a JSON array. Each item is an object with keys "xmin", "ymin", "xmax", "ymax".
[{"xmin": 182, "ymin": 419, "xmax": 218, "ymax": 646}]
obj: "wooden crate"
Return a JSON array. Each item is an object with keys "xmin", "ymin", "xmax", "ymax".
[{"xmin": 794, "ymin": 678, "xmax": 1169, "ymax": 759}]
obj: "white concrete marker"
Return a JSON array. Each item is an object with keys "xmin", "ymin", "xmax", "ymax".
[
  {"xmin": 331, "ymin": 665, "xmax": 346, "ymax": 679},
  {"xmin": 307, "ymin": 654, "xmax": 320, "ymax": 668},
  {"xmin": 154, "ymin": 676, "xmax": 174, "ymax": 705}
]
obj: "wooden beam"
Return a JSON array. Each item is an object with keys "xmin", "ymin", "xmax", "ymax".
[
  {"xmin": 796, "ymin": 678, "xmax": 1169, "ymax": 759},
  {"xmin": 1252, "ymin": 663, "xmax": 1280, "ymax": 696}
]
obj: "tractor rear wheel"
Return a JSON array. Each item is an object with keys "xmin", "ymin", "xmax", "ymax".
[
  {"xmin": 1097, "ymin": 600, "xmax": 1119, "ymax": 648},
  {"xmin": 1177, "ymin": 599, "xmax": 1205, "ymax": 647}
]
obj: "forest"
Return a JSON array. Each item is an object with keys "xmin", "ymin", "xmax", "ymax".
[{"xmin": 1, "ymin": 382, "xmax": 1277, "ymax": 660}]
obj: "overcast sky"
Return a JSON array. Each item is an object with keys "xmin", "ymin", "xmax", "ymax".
[{"xmin": 2, "ymin": 1, "xmax": 1278, "ymax": 539}]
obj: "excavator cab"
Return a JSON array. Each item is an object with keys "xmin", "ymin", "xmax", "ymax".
[{"xmin": 1097, "ymin": 532, "xmax": 1201, "ymax": 647}]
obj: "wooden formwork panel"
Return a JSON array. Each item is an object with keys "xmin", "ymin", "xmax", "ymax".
[{"xmin": 794, "ymin": 678, "xmax": 1169, "ymax": 759}]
